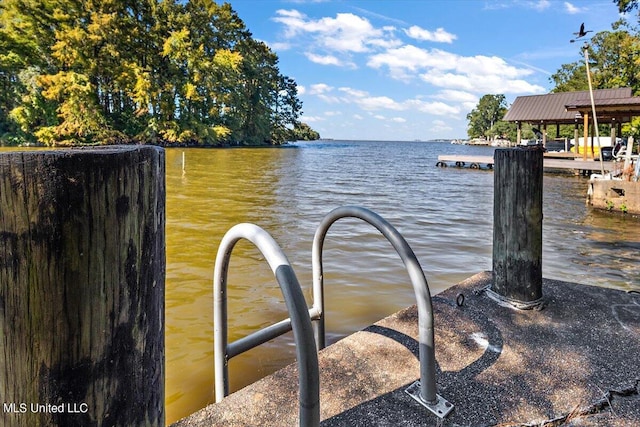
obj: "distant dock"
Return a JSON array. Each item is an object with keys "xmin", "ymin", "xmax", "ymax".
[{"xmin": 436, "ymin": 153, "xmax": 616, "ymax": 174}]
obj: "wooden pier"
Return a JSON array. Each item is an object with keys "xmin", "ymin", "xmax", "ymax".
[{"xmin": 436, "ymin": 154, "xmax": 616, "ymax": 174}]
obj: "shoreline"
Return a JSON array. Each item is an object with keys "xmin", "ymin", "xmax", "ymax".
[{"xmin": 2, "ymin": 138, "xmax": 466, "ymax": 150}]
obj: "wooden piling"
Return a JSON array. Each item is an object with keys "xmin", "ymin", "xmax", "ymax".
[
  {"xmin": 492, "ymin": 148, "xmax": 543, "ymax": 305},
  {"xmin": 0, "ymin": 146, "xmax": 165, "ymax": 426}
]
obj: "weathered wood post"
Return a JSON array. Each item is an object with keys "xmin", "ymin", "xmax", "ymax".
[
  {"xmin": 0, "ymin": 146, "xmax": 165, "ymax": 426},
  {"xmin": 491, "ymin": 148, "xmax": 543, "ymax": 307}
]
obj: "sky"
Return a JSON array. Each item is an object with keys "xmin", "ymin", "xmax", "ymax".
[{"xmin": 229, "ymin": 0, "xmax": 625, "ymax": 140}]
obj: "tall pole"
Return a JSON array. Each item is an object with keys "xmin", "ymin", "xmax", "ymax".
[
  {"xmin": 583, "ymin": 42, "xmax": 605, "ymax": 175},
  {"xmin": 583, "ymin": 113, "xmax": 589, "ymax": 161}
]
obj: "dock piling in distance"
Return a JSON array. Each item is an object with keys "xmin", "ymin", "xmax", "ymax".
[
  {"xmin": 0, "ymin": 146, "xmax": 165, "ymax": 426},
  {"xmin": 491, "ymin": 148, "xmax": 544, "ymax": 307}
]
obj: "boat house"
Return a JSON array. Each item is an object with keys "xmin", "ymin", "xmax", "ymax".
[{"xmin": 503, "ymin": 88, "xmax": 640, "ymax": 154}]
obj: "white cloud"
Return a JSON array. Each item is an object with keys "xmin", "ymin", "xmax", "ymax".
[
  {"xmin": 272, "ymin": 9, "xmax": 403, "ymax": 68},
  {"xmin": 273, "ymin": 8, "xmax": 545, "ymax": 101},
  {"xmin": 368, "ymin": 45, "xmax": 429, "ymax": 71},
  {"xmin": 530, "ymin": 0, "xmax": 551, "ymax": 11},
  {"xmin": 456, "ymin": 55, "xmax": 532, "ymax": 79},
  {"xmin": 305, "ymin": 52, "xmax": 349, "ymax": 67},
  {"xmin": 308, "ymin": 83, "xmax": 333, "ymax": 95},
  {"xmin": 484, "ymin": 0, "xmax": 553, "ymax": 12},
  {"xmin": 404, "ymin": 99, "xmax": 460, "ymax": 116},
  {"xmin": 345, "ymin": 87, "xmax": 461, "ymax": 115},
  {"xmin": 482, "ymin": 2, "xmax": 512, "ymax": 11},
  {"xmin": 339, "ymin": 87, "xmax": 369, "ymax": 97},
  {"xmin": 369, "ymin": 44, "xmax": 543, "ymax": 95},
  {"xmin": 462, "ymin": 101, "xmax": 478, "ymax": 112},
  {"xmin": 428, "ymin": 69, "xmax": 545, "ymax": 93},
  {"xmin": 301, "ymin": 115, "xmax": 324, "ymax": 122},
  {"xmin": 353, "ymin": 114, "xmax": 364, "ymax": 120},
  {"xmin": 432, "ymin": 90, "xmax": 478, "ymax": 104},
  {"xmin": 368, "ymin": 46, "xmax": 460, "ymax": 74},
  {"xmin": 564, "ymin": 2, "xmax": 584, "ymax": 14},
  {"xmin": 274, "ymin": 10, "xmax": 398, "ymax": 54},
  {"xmin": 420, "ymin": 70, "xmax": 544, "ymax": 94},
  {"xmin": 309, "ymin": 84, "xmax": 462, "ymax": 116},
  {"xmin": 297, "ymin": 85, "xmax": 306, "ymax": 95},
  {"xmin": 366, "ymin": 36, "xmax": 404, "ymax": 50},
  {"xmin": 269, "ymin": 42, "xmax": 292, "ymax": 51},
  {"xmin": 318, "ymin": 94, "xmax": 342, "ymax": 103},
  {"xmin": 349, "ymin": 6, "xmax": 409, "ymax": 26},
  {"xmin": 273, "ymin": 9, "xmax": 310, "ymax": 38},
  {"xmin": 313, "ymin": 13, "xmax": 381, "ymax": 52},
  {"xmin": 391, "ymin": 117, "xmax": 407, "ymax": 123},
  {"xmin": 404, "ymin": 25, "xmax": 457, "ymax": 43},
  {"xmin": 357, "ymin": 96, "xmax": 404, "ymax": 111},
  {"xmin": 431, "ymin": 119, "xmax": 452, "ymax": 132}
]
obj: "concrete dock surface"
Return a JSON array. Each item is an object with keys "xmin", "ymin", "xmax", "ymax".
[{"xmin": 172, "ymin": 272, "xmax": 640, "ymax": 426}]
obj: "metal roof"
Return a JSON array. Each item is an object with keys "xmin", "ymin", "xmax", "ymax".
[
  {"xmin": 566, "ymin": 96, "xmax": 640, "ymax": 109},
  {"xmin": 503, "ymin": 88, "xmax": 635, "ymax": 124}
]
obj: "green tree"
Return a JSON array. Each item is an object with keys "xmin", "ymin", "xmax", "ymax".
[
  {"xmin": 271, "ymin": 76, "xmax": 303, "ymax": 144},
  {"xmin": 0, "ymin": 0, "xmax": 58, "ymax": 142},
  {"xmin": 589, "ymin": 24, "xmax": 640, "ymax": 92},
  {"xmin": 0, "ymin": 0, "xmax": 316, "ymax": 146},
  {"xmin": 466, "ymin": 94, "xmax": 508, "ymax": 139},
  {"xmin": 230, "ymin": 38, "xmax": 277, "ymax": 144},
  {"xmin": 616, "ymin": 0, "xmax": 640, "ymax": 15},
  {"xmin": 550, "ymin": 63, "xmax": 589, "ymax": 92},
  {"xmin": 550, "ymin": 15, "xmax": 640, "ymax": 141},
  {"xmin": 35, "ymin": 71, "xmax": 109, "ymax": 145},
  {"xmin": 292, "ymin": 122, "xmax": 320, "ymax": 141},
  {"xmin": 487, "ymin": 120, "xmax": 517, "ymax": 142},
  {"xmin": 551, "ymin": 22, "xmax": 639, "ymax": 95}
]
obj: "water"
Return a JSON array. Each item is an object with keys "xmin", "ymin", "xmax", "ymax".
[
  {"xmin": 2, "ymin": 143, "xmax": 638, "ymax": 424},
  {"xmin": 163, "ymin": 140, "xmax": 639, "ymax": 424}
]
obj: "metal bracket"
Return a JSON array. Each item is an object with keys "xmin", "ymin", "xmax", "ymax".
[{"xmin": 405, "ymin": 381, "xmax": 454, "ymax": 419}]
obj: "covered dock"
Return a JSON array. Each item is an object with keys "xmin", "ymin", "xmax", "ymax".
[{"xmin": 503, "ymin": 88, "xmax": 640, "ymax": 158}]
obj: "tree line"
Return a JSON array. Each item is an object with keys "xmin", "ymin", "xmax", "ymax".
[
  {"xmin": 0, "ymin": 0, "xmax": 319, "ymax": 146},
  {"xmin": 467, "ymin": 1, "xmax": 639, "ymax": 142}
]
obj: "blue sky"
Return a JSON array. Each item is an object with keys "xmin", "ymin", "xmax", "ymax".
[{"xmin": 229, "ymin": 0, "xmax": 624, "ymax": 140}]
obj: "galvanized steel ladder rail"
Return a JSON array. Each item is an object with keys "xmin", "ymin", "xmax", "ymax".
[
  {"xmin": 311, "ymin": 206, "xmax": 453, "ymax": 418},
  {"xmin": 213, "ymin": 223, "xmax": 320, "ymax": 427},
  {"xmin": 213, "ymin": 207, "xmax": 453, "ymax": 426}
]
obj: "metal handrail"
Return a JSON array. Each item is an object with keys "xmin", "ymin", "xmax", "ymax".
[
  {"xmin": 213, "ymin": 223, "xmax": 319, "ymax": 427},
  {"xmin": 310, "ymin": 206, "xmax": 453, "ymax": 418}
]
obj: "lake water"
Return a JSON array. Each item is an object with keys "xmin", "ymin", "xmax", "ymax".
[
  {"xmin": 1, "ymin": 142, "xmax": 637, "ymax": 425},
  {"xmin": 164, "ymin": 140, "xmax": 639, "ymax": 424}
]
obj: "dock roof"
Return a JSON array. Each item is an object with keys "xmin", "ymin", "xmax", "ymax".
[{"xmin": 503, "ymin": 88, "xmax": 639, "ymax": 124}]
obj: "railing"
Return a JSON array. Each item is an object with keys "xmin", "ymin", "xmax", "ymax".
[
  {"xmin": 213, "ymin": 223, "xmax": 319, "ymax": 427},
  {"xmin": 310, "ymin": 206, "xmax": 453, "ymax": 418},
  {"xmin": 212, "ymin": 207, "xmax": 453, "ymax": 423}
]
